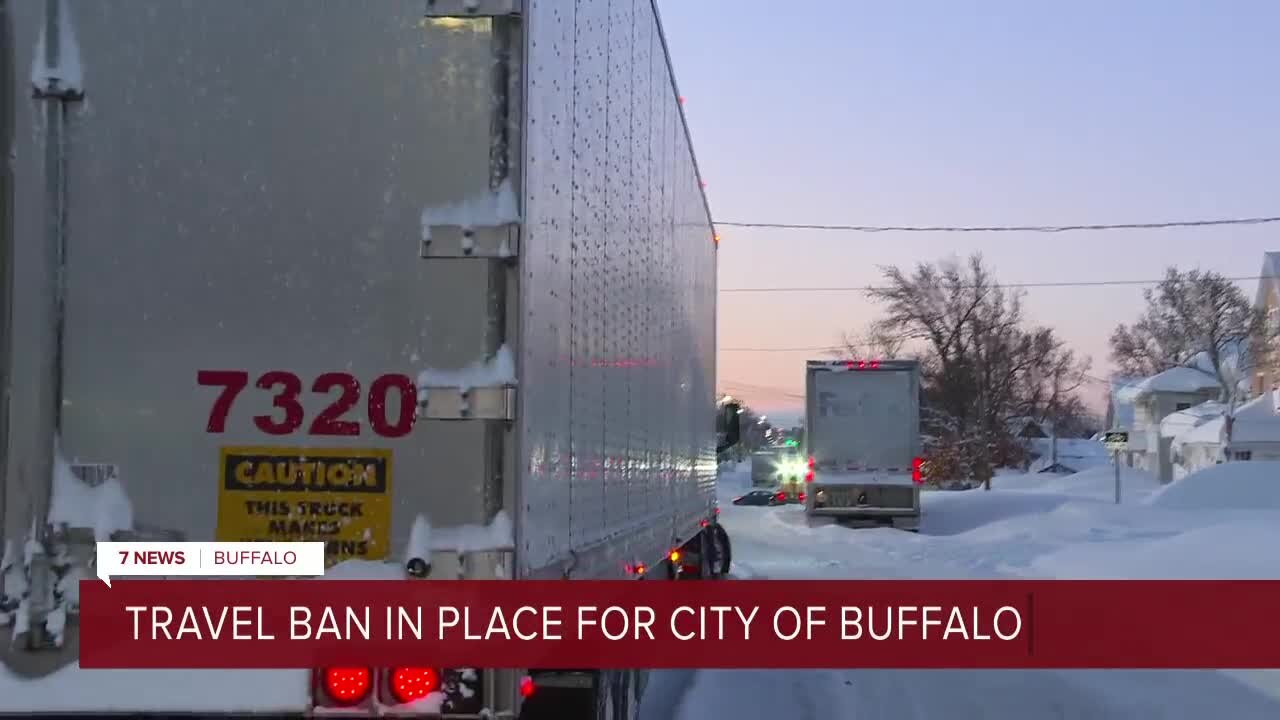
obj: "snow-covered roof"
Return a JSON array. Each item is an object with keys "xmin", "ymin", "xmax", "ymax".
[
  {"xmin": 1115, "ymin": 363, "xmax": 1220, "ymax": 403},
  {"xmin": 1175, "ymin": 394, "xmax": 1280, "ymax": 447},
  {"xmin": 1160, "ymin": 400, "xmax": 1226, "ymax": 439}
]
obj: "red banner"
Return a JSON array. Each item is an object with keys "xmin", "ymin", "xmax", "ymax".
[{"xmin": 78, "ymin": 580, "xmax": 1280, "ymax": 669}]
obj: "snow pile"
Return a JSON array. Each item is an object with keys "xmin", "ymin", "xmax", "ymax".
[
  {"xmin": 433, "ymin": 511, "xmax": 515, "ymax": 552},
  {"xmin": 420, "ymin": 179, "xmax": 520, "ymax": 244},
  {"xmin": 417, "ymin": 345, "xmax": 517, "ymax": 397},
  {"xmin": 1147, "ymin": 461, "xmax": 1280, "ymax": 511},
  {"xmin": 47, "ymin": 453, "xmax": 134, "ymax": 540},
  {"xmin": 30, "ymin": 0, "xmax": 83, "ymax": 93},
  {"xmin": 993, "ymin": 464, "xmax": 1161, "ymax": 502}
]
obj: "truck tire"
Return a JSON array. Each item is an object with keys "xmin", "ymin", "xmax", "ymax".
[{"xmin": 710, "ymin": 524, "xmax": 731, "ymax": 577}]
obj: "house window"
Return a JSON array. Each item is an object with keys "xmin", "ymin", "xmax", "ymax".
[
  {"xmin": 1233, "ymin": 450, "xmax": 1253, "ymax": 461},
  {"xmin": 1175, "ymin": 402, "xmax": 1192, "ymax": 412}
]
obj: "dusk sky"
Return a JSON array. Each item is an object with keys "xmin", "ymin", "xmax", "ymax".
[{"xmin": 660, "ymin": 0, "xmax": 1280, "ymax": 426}]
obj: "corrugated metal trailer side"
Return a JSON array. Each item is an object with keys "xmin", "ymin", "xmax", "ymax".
[{"xmin": 519, "ymin": 0, "xmax": 717, "ymax": 581}]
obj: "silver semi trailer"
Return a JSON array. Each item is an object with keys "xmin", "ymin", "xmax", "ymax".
[
  {"xmin": 803, "ymin": 359, "xmax": 924, "ymax": 531},
  {"xmin": 0, "ymin": 0, "xmax": 740, "ymax": 717}
]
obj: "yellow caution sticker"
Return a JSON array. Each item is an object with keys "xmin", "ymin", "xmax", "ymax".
[{"xmin": 216, "ymin": 447, "xmax": 392, "ymax": 567}]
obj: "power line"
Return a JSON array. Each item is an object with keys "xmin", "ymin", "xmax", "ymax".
[
  {"xmin": 719, "ymin": 274, "xmax": 1265, "ymax": 294},
  {"xmin": 713, "ymin": 216, "xmax": 1280, "ymax": 234}
]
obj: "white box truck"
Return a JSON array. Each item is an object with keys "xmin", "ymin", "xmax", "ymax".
[
  {"xmin": 0, "ymin": 0, "xmax": 741, "ymax": 717},
  {"xmin": 803, "ymin": 359, "xmax": 924, "ymax": 531}
]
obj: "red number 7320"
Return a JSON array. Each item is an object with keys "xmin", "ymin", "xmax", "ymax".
[{"xmin": 196, "ymin": 370, "xmax": 417, "ymax": 439}]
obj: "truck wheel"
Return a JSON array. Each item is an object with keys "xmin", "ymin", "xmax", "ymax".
[{"xmin": 709, "ymin": 524, "xmax": 731, "ymax": 577}]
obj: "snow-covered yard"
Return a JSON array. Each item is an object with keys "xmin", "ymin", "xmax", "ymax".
[{"xmin": 643, "ymin": 461, "xmax": 1280, "ymax": 720}]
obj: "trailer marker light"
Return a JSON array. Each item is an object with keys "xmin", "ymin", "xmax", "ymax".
[
  {"xmin": 871, "ymin": 360, "xmax": 881, "ymax": 369},
  {"xmin": 700, "ymin": 519, "xmax": 710, "ymax": 528},
  {"xmin": 669, "ymin": 549, "xmax": 682, "ymax": 563},
  {"xmin": 805, "ymin": 470, "xmax": 814, "ymax": 483},
  {"xmin": 635, "ymin": 563, "xmax": 647, "ymax": 576},
  {"xmin": 520, "ymin": 675, "xmax": 537, "ymax": 698},
  {"xmin": 390, "ymin": 668, "xmax": 440, "ymax": 705},
  {"xmin": 912, "ymin": 457, "xmax": 924, "ymax": 484},
  {"xmin": 323, "ymin": 667, "xmax": 372, "ymax": 704}
]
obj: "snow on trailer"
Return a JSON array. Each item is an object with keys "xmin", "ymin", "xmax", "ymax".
[{"xmin": 2, "ymin": 0, "xmax": 728, "ymax": 717}]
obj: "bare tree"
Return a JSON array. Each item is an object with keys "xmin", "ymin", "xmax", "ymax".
[
  {"xmin": 869, "ymin": 254, "xmax": 1092, "ymax": 488},
  {"xmin": 838, "ymin": 319, "xmax": 908, "ymax": 360},
  {"xmin": 1109, "ymin": 267, "xmax": 1269, "ymax": 452}
]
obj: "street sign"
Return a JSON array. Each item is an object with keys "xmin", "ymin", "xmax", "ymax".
[{"xmin": 1102, "ymin": 431, "xmax": 1129, "ymax": 452}]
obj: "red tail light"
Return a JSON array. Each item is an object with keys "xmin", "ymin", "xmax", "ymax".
[
  {"xmin": 323, "ymin": 667, "xmax": 373, "ymax": 705},
  {"xmin": 912, "ymin": 457, "xmax": 924, "ymax": 484},
  {"xmin": 871, "ymin": 360, "xmax": 881, "ymax": 369},
  {"xmin": 798, "ymin": 492, "xmax": 806, "ymax": 502},
  {"xmin": 808, "ymin": 456, "xmax": 816, "ymax": 469},
  {"xmin": 520, "ymin": 675, "xmax": 537, "ymax": 698},
  {"xmin": 776, "ymin": 492, "xmax": 786, "ymax": 501},
  {"xmin": 700, "ymin": 519, "xmax": 710, "ymax": 528},
  {"xmin": 805, "ymin": 470, "xmax": 814, "ymax": 483},
  {"xmin": 390, "ymin": 668, "xmax": 440, "ymax": 705}
]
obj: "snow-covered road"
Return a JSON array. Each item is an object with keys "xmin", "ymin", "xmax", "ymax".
[{"xmin": 639, "ymin": 464, "xmax": 1280, "ymax": 720}]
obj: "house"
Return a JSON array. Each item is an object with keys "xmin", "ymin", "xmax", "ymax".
[
  {"xmin": 1169, "ymin": 394, "xmax": 1280, "ymax": 477},
  {"xmin": 1252, "ymin": 251, "xmax": 1280, "ymax": 397},
  {"xmin": 1159, "ymin": 400, "xmax": 1227, "ymax": 480},
  {"xmin": 1114, "ymin": 353, "xmax": 1223, "ymax": 483},
  {"xmin": 1008, "ymin": 417, "xmax": 1108, "ymax": 474}
]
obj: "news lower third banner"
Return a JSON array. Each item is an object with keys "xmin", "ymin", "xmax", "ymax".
[{"xmin": 78, "ymin": 580, "xmax": 1280, "ymax": 669}]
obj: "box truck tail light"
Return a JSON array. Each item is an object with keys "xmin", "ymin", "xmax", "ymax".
[
  {"xmin": 805, "ymin": 470, "xmax": 814, "ymax": 483},
  {"xmin": 912, "ymin": 457, "xmax": 924, "ymax": 484},
  {"xmin": 323, "ymin": 667, "xmax": 373, "ymax": 704},
  {"xmin": 520, "ymin": 675, "xmax": 537, "ymax": 699},
  {"xmin": 808, "ymin": 456, "xmax": 816, "ymax": 469},
  {"xmin": 389, "ymin": 668, "xmax": 440, "ymax": 705}
]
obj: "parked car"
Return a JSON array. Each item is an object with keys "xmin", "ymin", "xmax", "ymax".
[{"xmin": 733, "ymin": 489, "xmax": 782, "ymax": 507}]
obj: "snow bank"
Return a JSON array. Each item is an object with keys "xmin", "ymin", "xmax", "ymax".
[
  {"xmin": 993, "ymin": 464, "xmax": 1161, "ymax": 502},
  {"xmin": 1147, "ymin": 461, "xmax": 1280, "ymax": 511}
]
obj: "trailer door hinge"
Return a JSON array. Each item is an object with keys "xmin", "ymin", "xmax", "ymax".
[
  {"xmin": 417, "ymin": 386, "xmax": 516, "ymax": 421},
  {"xmin": 421, "ymin": 223, "xmax": 520, "ymax": 260},
  {"xmin": 425, "ymin": 0, "xmax": 522, "ymax": 18}
]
